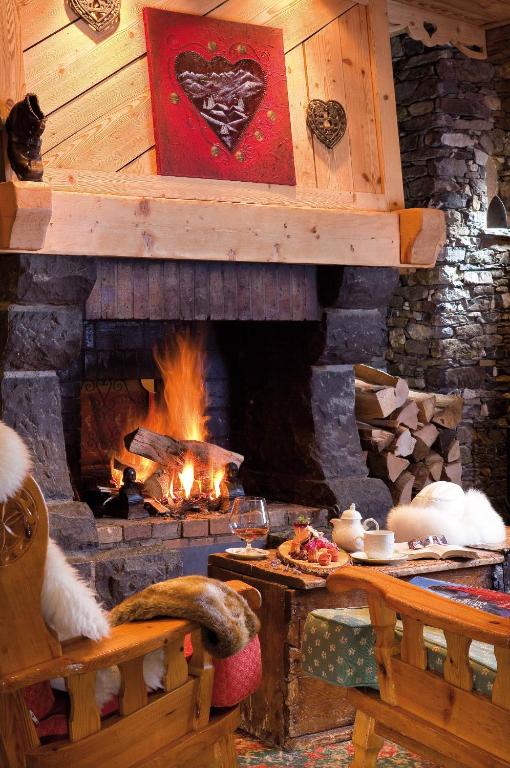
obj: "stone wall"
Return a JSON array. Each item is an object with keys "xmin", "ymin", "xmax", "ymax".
[{"xmin": 388, "ymin": 35, "xmax": 510, "ymax": 517}]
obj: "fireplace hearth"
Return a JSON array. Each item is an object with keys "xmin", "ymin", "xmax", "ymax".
[{"xmin": 0, "ymin": 254, "xmax": 399, "ymax": 604}]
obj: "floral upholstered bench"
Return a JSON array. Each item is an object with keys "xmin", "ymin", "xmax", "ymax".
[{"xmin": 302, "ymin": 607, "xmax": 496, "ymax": 697}]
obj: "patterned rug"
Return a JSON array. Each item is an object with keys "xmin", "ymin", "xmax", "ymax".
[{"xmin": 236, "ymin": 734, "xmax": 440, "ymax": 767}]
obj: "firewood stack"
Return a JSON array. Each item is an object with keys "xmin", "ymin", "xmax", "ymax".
[{"xmin": 354, "ymin": 364, "xmax": 463, "ymax": 506}]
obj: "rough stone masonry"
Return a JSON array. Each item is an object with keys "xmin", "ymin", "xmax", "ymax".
[{"xmin": 388, "ymin": 34, "xmax": 510, "ymax": 518}]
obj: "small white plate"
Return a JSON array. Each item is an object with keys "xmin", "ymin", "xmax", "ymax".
[
  {"xmin": 351, "ymin": 551, "xmax": 408, "ymax": 565},
  {"xmin": 225, "ymin": 547, "xmax": 269, "ymax": 560}
]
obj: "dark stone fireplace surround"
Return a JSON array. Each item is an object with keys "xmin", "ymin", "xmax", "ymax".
[{"xmin": 0, "ymin": 254, "xmax": 398, "ymax": 605}]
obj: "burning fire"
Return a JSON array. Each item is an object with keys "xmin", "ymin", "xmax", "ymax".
[{"xmin": 111, "ymin": 334, "xmax": 225, "ymax": 507}]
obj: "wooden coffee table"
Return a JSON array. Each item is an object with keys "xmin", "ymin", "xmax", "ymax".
[{"xmin": 208, "ymin": 547, "xmax": 506, "ymax": 750}]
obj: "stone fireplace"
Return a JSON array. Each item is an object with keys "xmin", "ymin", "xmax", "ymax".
[{"xmin": 0, "ymin": 254, "xmax": 398, "ymax": 604}]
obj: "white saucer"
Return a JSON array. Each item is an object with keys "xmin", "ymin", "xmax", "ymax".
[
  {"xmin": 351, "ymin": 551, "xmax": 408, "ymax": 565},
  {"xmin": 225, "ymin": 547, "xmax": 269, "ymax": 560}
]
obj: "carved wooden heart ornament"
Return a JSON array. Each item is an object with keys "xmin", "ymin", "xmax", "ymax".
[
  {"xmin": 306, "ymin": 99, "xmax": 347, "ymax": 149},
  {"xmin": 68, "ymin": 0, "xmax": 120, "ymax": 32},
  {"xmin": 175, "ymin": 52, "xmax": 266, "ymax": 151}
]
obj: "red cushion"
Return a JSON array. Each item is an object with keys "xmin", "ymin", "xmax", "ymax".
[
  {"xmin": 22, "ymin": 682, "xmax": 55, "ymax": 722},
  {"xmin": 211, "ymin": 636, "xmax": 262, "ymax": 708}
]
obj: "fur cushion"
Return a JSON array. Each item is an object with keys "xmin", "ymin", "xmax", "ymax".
[
  {"xmin": 386, "ymin": 481, "xmax": 506, "ymax": 545},
  {"xmin": 0, "ymin": 420, "xmax": 31, "ymax": 502},
  {"xmin": 109, "ymin": 575, "xmax": 260, "ymax": 658}
]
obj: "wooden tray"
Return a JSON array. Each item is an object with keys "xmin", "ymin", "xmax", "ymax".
[{"xmin": 277, "ymin": 540, "xmax": 350, "ymax": 576}]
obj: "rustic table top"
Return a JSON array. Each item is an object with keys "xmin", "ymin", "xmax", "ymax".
[{"xmin": 209, "ymin": 547, "xmax": 506, "ymax": 591}]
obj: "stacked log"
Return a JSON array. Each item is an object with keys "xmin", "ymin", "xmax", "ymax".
[{"xmin": 354, "ymin": 365, "xmax": 463, "ymax": 505}]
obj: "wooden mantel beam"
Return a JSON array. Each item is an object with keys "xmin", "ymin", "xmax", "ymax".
[{"xmin": 0, "ymin": 177, "xmax": 444, "ymax": 269}]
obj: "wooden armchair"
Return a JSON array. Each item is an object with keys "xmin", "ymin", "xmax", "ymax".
[
  {"xmin": 326, "ymin": 566, "xmax": 510, "ymax": 768},
  {"xmin": 0, "ymin": 475, "xmax": 261, "ymax": 768}
]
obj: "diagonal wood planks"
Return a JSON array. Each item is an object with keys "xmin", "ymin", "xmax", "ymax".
[{"xmin": 23, "ymin": 0, "xmax": 399, "ymax": 211}]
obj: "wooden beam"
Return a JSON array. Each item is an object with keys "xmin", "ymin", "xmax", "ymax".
[
  {"xmin": 0, "ymin": 0, "xmax": 25, "ymax": 181},
  {"xmin": 388, "ymin": 0, "xmax": 487, "ymax": 59},
  {"xmin": 0, "ymin": 181, "xmax": 52, "ymax": 250},
  {"xmin": 398, "ymin": 208, "xmax": 446, "ymax": 267},
  {"xmin": 0, "ymin": 177, "xmax": 444, "ymax": 267},
  {"xmin": 0, "ymin": 178, "xmax": 403, "ymax": 265},
  {"xmin": 43, "ymin": 167, "xmax": 390, "ymax": 212}
]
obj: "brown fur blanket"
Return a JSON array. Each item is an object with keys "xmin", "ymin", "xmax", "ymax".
[{"xmin": 109, "ymin": 575, "xmax": 260, "ymax": 658}]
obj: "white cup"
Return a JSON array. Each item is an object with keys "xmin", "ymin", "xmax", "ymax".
[{"xmin": 363, "ymin": 529, "xmax": 395, "ymax": 559}]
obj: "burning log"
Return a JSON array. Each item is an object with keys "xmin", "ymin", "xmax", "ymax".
[{"xmin": 125, "ymin": 426, "xmax": 244, "ymax": 469}]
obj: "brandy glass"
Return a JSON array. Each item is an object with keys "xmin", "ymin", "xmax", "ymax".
[{"xmin": 229, "ymin": 497, "xmax": 269, "ymax": 554}]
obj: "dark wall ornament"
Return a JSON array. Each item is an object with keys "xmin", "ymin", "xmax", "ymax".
[
  {"xmin": 68, "ymin": 0, "xmax": 121, "ymax": 33},
  {"xmin": 306, "ymin": 99, "xmax": 347, "ymax": 150}
]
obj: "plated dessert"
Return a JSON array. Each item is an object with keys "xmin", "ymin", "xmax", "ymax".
[{"xmin": 277, "ymin": 517, "xmax": 350, "ymax": 575}]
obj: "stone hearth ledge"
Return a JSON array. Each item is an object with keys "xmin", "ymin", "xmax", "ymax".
[{"xmin": 0, "ymin": 173, "xmax": 445, "ymax": 268}]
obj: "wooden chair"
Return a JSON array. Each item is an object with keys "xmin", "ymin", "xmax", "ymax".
[
  {"xmin": 0, "ymin": 475, "xmax": 261, "ymax": 768},
  {"xmin": 326, "ymin": 565, "xmax": 510, "ymax": 768}
]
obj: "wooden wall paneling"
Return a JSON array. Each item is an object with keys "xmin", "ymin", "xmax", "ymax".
[
  {"xmin": 237, "ymin": 265, "xmax": 252, "ymax": 320},
  {"xmin": 43, "ymin": 82, "xmax": 152, "ymax": 171},
  {"xmin": 85, "ymin": 261, "xmax": 102, "ymax": 319},
  {"xmin": 121, "ymin": 149, "xmax": 158, "ymax": 176},
  {"xmin": 35, "ymin": 0, "xmax": 362, "ymax": 180},
  {"xmin": 338, "ymin": 4, "xmax": 381, "ymax": 194},
  {"xmin": 290, "ymin": 264, "xmax": 306, "ymax": 320},
  {"xmin": 133, "ymin": 260, "xmax": 149, "ymax": 318},
  {"xmin": 194, "ymin": 261, "xmax": 211, "ymax": 319},
  {"xmin": 366, "ymin": 0, "xmax": 405, "ymax": 209},
  {"xmin": 304, "ymin": 265, "xmax": 319, "ymax": 317},
  {"xmin": 303, "ymin": 19, "xmax": 353, "ymax": 192},
  {"xmin": 211, "ymin": 0, "xmax": 359, "ymax": 52},
  {"xmin": 148, "ymin": 261, "xmax": 166, "ymax": 320},
  {"xmin": 251, "ymin": 264, "xmax": 265, "ymax": 320},
  {"xmin": 179, "ymin": 262, "xmax": 195, "ymax": 320},
  {"xmin": 285, "ymin": 46, "xmax": 316, "ymax": 188},
  {"xmin": 100, "ymin": 260, "xmax": 117, "ymax": 320},
  {"xmin": 222, "ymin": 264, "xmax": 239, "ymax": 320},
  {"xmin": 264, "ymin": 265, "xmax": 279, "ymax": 321},
  {"xmin": 278, "ymin": 265, "xmax": 292, "ymax": 318},
  {"xmin": 1, "ymin": 0, "xmax": 24, "ymax": 181},
  {"xmin": 209, "ymin": 263, "xmax": 225, "ymax": 319},
  {"xmin": 116, "ymin": 260, "xmax": 134, "ymax": 318},
  {"xmin": 45, "ymin": 166, "xmax": 390, "ymax": 211},
  {"xmin": 162, "ymin": 260, "xmax": 181, "ymax": 318},
  {"xmin": 42, "ymin": 58, "xmax": 149, "ymax": 155},
  {"xmin": 24, "ymin": 0, "xmax": 226, "ymax": 115},
  {"xmin": 19, "ymin": 0, "xmax": 78, "ymax": 51}
]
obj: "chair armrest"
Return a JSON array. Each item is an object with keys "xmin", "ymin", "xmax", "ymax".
[
  {"xmin": 327, "ymin": 566, "xmax": 510, "ymax": 648},
  {"xmin": 0, "ymin": 618, "xmax": 195, "ymax": 693},
  {"xmin": 224, "ymin": 579, "xmax": 262, "ymax": 611}
]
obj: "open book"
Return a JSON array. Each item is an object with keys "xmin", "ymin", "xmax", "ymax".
[{"xmin": 394, "ymin": 542, "xmax": 479, "ymax": 561}]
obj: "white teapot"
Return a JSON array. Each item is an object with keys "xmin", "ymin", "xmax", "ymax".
[{"xmin": 330, "ymin": 503, "xmax": 379, "ymax": 552}]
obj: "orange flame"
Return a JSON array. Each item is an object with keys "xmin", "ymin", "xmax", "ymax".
[
  {"xmin": 154, "ymin": 334, "xmax": 208, "ymax": 442},
  {"xmin": 178, "ymin": 459, "xmax": 195, "ymax": 499},
  {"xmin": 212, "ymin": 467, "xmax": 225, "ymax": 499},
  {"xmin": 111, "ymin": 334, "xmax": 209, "ymax": 486}
]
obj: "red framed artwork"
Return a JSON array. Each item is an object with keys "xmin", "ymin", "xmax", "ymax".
[{"xmin": 143, "ymin": 9, "xmax": 296, "ymax": 185}]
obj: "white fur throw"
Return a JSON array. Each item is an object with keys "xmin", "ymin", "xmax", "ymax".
[
  {"xmin": 0, "ymin": 421, "xmax": 31, "ymax": 503},
  {"xmin": 43, "ymin": 539, "xmax": 110, "ymax": 642},
  {"xmin": 387, "ymin": 481, "xmax": 506, "ymax": 546}
]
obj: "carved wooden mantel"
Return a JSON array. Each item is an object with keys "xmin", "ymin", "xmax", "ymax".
[{"xmin": 0, "ymin": 0, "xmax": 448, "ymax": 268}]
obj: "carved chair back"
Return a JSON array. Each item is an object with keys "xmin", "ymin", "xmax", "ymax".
[{"xmin": 0, "ymin": 475, "xmax": 61, "ymax": 675}]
